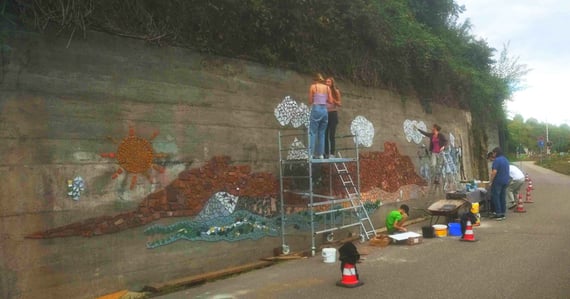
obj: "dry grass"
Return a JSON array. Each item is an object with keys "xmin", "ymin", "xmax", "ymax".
[{"xmin": 536, "ymin": 156, "xmax": 570, "ymax": 176}]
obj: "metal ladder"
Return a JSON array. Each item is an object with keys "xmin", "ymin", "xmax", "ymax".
[{"xmin": 333, "ymin": 154, "xmax": 377, "ymax": 241}]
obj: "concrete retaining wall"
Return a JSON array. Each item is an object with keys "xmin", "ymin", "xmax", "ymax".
[{"xmin": 0, "ymin": 30, "xmax": 482, "ymax": 298}]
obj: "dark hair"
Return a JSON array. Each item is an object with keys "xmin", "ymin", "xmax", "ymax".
[
  {"xmin": 492, "ymin": 147, "xmax": 503, "ymax": 156},
  {"xmin": 487, "ymin": 152, "xmax": 494, "ymax": 159},
  {"xmin": 433, "ymin": 124, "xmax": 441, "ymax": 132},
  {"xmin": 400, "ymin": 204, "xmax": 410, "ymax": 215}
]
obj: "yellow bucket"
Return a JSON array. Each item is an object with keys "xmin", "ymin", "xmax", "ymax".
[
  {"xmin": 432, "ymin": 224, "xmax": 448, "ymax": 237},
  {"xmin": 471, "ymin": 202, "xmax": 479, "ymax": 214}
]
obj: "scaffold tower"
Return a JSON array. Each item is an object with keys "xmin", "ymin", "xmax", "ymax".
[{"xmin": 277, "ymin": 129, "xmax": 376, "ymax": 256}]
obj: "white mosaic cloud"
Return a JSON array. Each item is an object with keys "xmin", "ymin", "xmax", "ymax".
[
  {"xmin": 290, "ymin": 102, "xmax": 310, "ymax": 128},
  {"xmin": 274, "ymin": 96, "xmax": 310, "ymax": 128},
  {"xmin": 351, "ymin": 116, "xmax": 375, "ymax": 147},
  {"xmin": 403, "ymin": 119, "xmax": 427, "ymax": 144}
]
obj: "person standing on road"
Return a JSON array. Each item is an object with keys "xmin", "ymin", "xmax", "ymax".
[
  {"xmin": 417, "ymin": 124, "xmax": 448, "ymax": 183},
  {"xmin": 507, "ymin": 164, "xmax": 526, "ymax": 209},
  {"xmin": 489, "ymin": 147, "xmax": 510, "ymax": 220},
  {"xmin": 308, "ymin": 73, "xmax": 333, "ymax": 159},
  {"xmin": 324, "ymin": 77, "xmax": 341, "ymax": 158}
]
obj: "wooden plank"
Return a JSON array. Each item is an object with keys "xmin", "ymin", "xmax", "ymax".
[
  {"xmin": 95, "ymin": 290, "xmax": 129, "ymax": 299},
  {"xmin": 261, "ymin": 255, "xmax": 303, "ymax": 261},
  {"xmin": 143, "ymin": 260, "xmax": 275, "ymax": 293}
]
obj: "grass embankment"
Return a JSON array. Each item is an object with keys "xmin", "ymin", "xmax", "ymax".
[{"xmin": 535, "ymin": 156, "xmax": 570, "ymax": 176}]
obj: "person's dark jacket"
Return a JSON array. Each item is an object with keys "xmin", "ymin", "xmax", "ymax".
[
  {"xmin": 418, "ymin": 129, "xmax": 448, "ymax": 153},
  {"xmin": 339, "ymin": 242, "xmax": 360, "ymax": 265}
]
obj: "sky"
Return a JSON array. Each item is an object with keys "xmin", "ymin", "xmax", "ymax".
[{"xmin": 457, "ymin": 0, "xmax": 570, "ymax": 126}]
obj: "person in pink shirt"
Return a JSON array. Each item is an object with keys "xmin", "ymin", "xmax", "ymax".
[
  {"xmin": 417, "ymin": 124, "xmax": 448, "ymax": 182},
  {"xmin": 308, "ymin": 73, "xmax": 333, "ymax": 159}
]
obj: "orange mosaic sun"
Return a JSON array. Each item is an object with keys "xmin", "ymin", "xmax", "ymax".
[{"xmin": 101, "ymin": 127, "xmax": 167, "ymax": 189}]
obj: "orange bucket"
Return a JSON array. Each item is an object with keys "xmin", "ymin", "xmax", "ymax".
[{"xmin": 432, "ymin": 224, "xmax": 448, "ymax": 237}]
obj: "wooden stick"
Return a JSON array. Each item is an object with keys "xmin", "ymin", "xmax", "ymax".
[{"xmin": 143, "ymin": 260, "xmax": 274, "ymax": 293}]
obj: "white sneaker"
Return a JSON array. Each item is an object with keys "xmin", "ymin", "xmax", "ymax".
[
  {"xmin": 329, "ymin": 154, "xmax": 335, "ymax": 158},
  {"xmin": 317, "ymin": 155, "xmax": 324, "ymax": 159}
]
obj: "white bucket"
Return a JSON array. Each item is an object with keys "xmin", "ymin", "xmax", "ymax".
[{"xmin": 322, "ymin": 248, "xmax": 337, "ymax": 263}]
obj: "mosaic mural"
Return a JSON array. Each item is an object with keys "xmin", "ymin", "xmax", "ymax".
[
  {"xmin": 26, "ymin": 156, "xmax": 279, "ymax": 239},
  {"xmin": 145, "ymin": 201, "xmax": 382, "ymax": 249},
  {"xmin": 66, "ymin": 176, "xmax": 85, "ymax": 201},
  {"xmin": 416, "ymin": 144, "xmax": 431, "ymax": 181},
  {"xmin": 274, "ymin": 96, "xmax": 310, "ymax": 128},
  {"xmin": 26, "ymin": 116, "xmax": 428, "ymax": 248},
  {"xmin": 27, "ymin": 148, "xmax": 417, "ymax": 247},
  {"xmin": 403, "ymin": 119, "xmax": 427, "ymax": 144},
  {"xmin": 404, "ymin": 120, "xmax": 463, "ymax": 189},
  {"xmin": 194, "ymin": 192, "xmax": 239, "ymax": 221},
  {"xmin": 449, "ymin": 132, "xmax": 456, "ymax": 147},
  {"xmin": 350, "ymin": 116, "xmax": 375, "ymax": 147},
  {"xmin": 287, "ymin": 137, "xmax": 309, "ymax": 160},
  {"xmin": 145, "ymin": 210, "xmax": 279, "ymax": 248},
  {"xmin": 100, "ymin": 127, "xmax": 167, "ymax": 189}
]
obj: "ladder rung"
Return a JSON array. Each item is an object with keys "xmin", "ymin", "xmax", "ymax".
[
  {"xmin": 310, "ymin": 198, "xmax": 353, "ymax": 207},
  {"xmin": 314, "ymin": 206, "xmax": 358, "ymax": 215}
]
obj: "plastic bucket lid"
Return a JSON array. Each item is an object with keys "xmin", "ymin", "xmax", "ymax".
[{"xmin": 432, "ymin": 224, "xmax": 447, "ymax": 230}]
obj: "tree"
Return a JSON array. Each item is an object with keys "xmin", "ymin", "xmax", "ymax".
[{"xmin": 493, "ymin": 42, "xmax": 531, "ymax": 95}]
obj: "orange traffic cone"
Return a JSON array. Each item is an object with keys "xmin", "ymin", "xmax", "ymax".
[
  {"xmin": 528, "ymin": 179, "xmax": 534, "ymax": 190},
  {"xmin": 514, "ymin": 194, "xmax": 526, "ymax": 213},
  {"xmin": 460, "ymin": 220, "xmax": 477, "ymax": 242},
  {"xmin": 525, "ymin": 186, "xmax": 534, "ymax": 203},
  {"xmin": 336, "ymin": 263, "xmax": 364, "ymax": 288}
]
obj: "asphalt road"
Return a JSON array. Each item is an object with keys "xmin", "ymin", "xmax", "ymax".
[{"xmin": 156, "ymin": 161, "xmax": 570, "ymax": 299}]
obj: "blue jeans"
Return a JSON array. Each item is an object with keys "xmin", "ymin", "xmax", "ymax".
[
  {"xmin": 309, "ymin": 105, "xmax": 328, "ymax": 156},
  {"xmin": 491, "ymin": 182, "xmax": 508, "ymax": 216}
]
